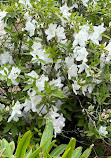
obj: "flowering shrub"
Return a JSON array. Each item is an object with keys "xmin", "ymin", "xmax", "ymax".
[{"xmin": 0, "ymin": 0, "xmax": 111, "ymax": 145}]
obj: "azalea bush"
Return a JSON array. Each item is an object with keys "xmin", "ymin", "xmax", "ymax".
[{"xmin": 0, "ymin": 0, "xmax": 111, "ymax": 147}]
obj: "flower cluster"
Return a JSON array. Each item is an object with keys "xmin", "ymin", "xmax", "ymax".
[{"xmin": 0, "ymin": 0, "xmax": 111, "ymax": 142}]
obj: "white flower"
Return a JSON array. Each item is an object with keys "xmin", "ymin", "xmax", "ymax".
[
  {"xmin": 30, "ymin": 95, "xmax": 42, "ymax": 112},
  {"xmin": 36, "ymin": 74, "xmax": 49, "ymax": 92},
  {"xmin": 99, "ymin": 126, "xmax": 108, "ymax": 136},
  {"xmin": 72, "ymin": 81, "xmax": 81, "ymax": 95},
  {"xmin": 23, "ymin": 93, "xmax": 42, "ymax": 113},
  {"xmin": 82, "ymin": 85, "xmax": 88, "ymax": 96},
  {"xmin": 24, "ymin": 12, "xmax": 31, "ymax": 21},
  {"xmin": 37, "ymin": 49, "xmax": 53, "ymax": 64},
  {"xmin": 82, "ymin": 84, "xmax": 95, "ymax": 96},
  {"xmin": 100, "ymin": 52, "xmax": 106, "ymax": 68},
  {"xmin": 0, "ymin": 67, "xmax": 9, "ymax": 77},
  {"xmin": 36, "ymin": 104, "xmax": 47, "ymax": 115},
  {"xmin": 0, "ymin": 11, "xmax": 7, "ymax": 36},
  {"xmin": 88, "ymin": 84, "xmax": 95, "ymax": 93},
  {"xmin": 105, "ymin": 42, "xmax": 111, "ymax": 63},
  {"xmin": 73, "ymin": 31, "xmax": 88, "ymax": 47},
  {"xmin": 73, "ymin": 25, "xmax": 90, "ymax": 47},
  {"xmin": 30, "ymin": 41, "xmax": 42, "ymax": 63},
  {"xmin": 26, "ymin": 70, "xmax": 39, "ymax": 84},
  {"xmin": 78, "ymin": 62, "xmax": 91, "ymax": 77},
  {"xmin": 25, "ymin": 21, "xmax": 35, "ymax": 37},
  {"xmin": 45, "ymin": 23, "xmax": 57, "ymax": 40},
  {"xmin": 0, "ymin": 103, "xmax": 5, "ymax": 111},
  {"xmin": 88, "ymin": 105, "xmax": 94, "ymax": 111},
  {"xmin": 89, "ymin": 23, "xmax": 106, "ymax": 45},
  {"xmin": 0, "ymin": 11, "xmax": 7, "ymax": 20},
  {"xmin": 27, "ymin": 70, "xmax": 39, "ymax": 78},
  {"xmin": 49, "ymin": 77, "xmax": 63, "ymax": 89},
  {"xmin": 23, "ymin": 99, "xmax": 32, "ymax": 112},
  {"xmin": 81, "ymin": 0, "xmax": 89, "ymax": 7},
  {"xmin": 45, "ymin": 106, "xmax": 65, "ymax": 137},
  {"xmin": 8, "ymin": 67, "xmax": 21, "ymax": 85},
  {"xmin": 60, "ymin": 5, "xmax": 71, "ymax": 19},
  {"xmin": 46, "ymin": 106, "xmax": 59, "ymax": 119},
  {"xmin": 30, "ymin": 41, "xmax": 53, "ymax": 64},
  {"xmin": 65, "ymin": 56, "xmax": 74, "ymax": 69},
  {"xmin": 68, "ymin": 64, "xmax": 78, "ymax": 79},
  {"xmin": 54, "ymin": 59, "xmax": 62, "ymax": 71},
  {"xmin": 27, "ymin": 88, "xmax": 36, "ymax": 97},
  {"xmin": 31, "ymin": 95, "xmax": 42, "ymax": 112},
  {"xmin": 56, "ymin": 26, "xmax": 66, "ymax": 42},
  {"xmin": 72, "ymin": 3, "xmax": 78, "ymax": 9},
  {"xmin": 0, "ymin": 51, "xmax": 14, "ymax": 65},
  {"xmin": 32, "ymin": 41, "xmax": 42, "ymax": 51},
  {"xmin": 19, "ymin": 0, "xmax": 32, "ymax": 7},
  {"xmin": 6, "ymin": 106, "xmax": 9, "ymax": 111},
  {"xmin": 55, "ymin": 99, "xmax": 63, "ymax": 110},
  {"xmin": 53, "ymin": 114, "xmax": 65, "ymax": 137},
  {"xmin": 74, "ymin": 47, "xmax": 88, "ymax": 62},
  {"xmin": 8, "ymin": 101, "xmax": 23, "ymax": 122}
]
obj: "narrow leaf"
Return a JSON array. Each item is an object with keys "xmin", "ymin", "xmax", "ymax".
[
  {"xmin": 29, "ymin": 137, "xmax": 52, "ymax": 158},
  {"xmin": 40, "ymin": 119, "xmax": 53, "ymax": 153},
  {"xmin": 15, "ymin": 131, "xmax": 31, "ymax": 158},
  {"xmin": 80, "ymin": 144, "xmax": 94, "ymax": 158},
  {"xmin": 62, "ymin": 147, "xmax": 71, "ymax": 158},
  {"xmin": 72, "ymin": 147, "xmax": 82, "ymax": 158},
  {"xmin": 50, "ymin": 144, "xmax": 67, "ymax": 157},
  {"xmin": 65, "ymin": 138, "xmax": 76, "ymax": 158}
]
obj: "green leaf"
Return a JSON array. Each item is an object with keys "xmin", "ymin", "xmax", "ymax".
[
  {"xmin": 0, "ymin": 115, "xmax": 3, "ymax": 121},
  {"xmin": 102, "ymin": 34, "xmax": 111, "ymax": 40},
  {"xmin": 22, "ymin": 85, "xmax": 32, "ymax": 91},
  {"xmin": 62, "ymin": 147, "xmax": 71, "ymax": 158},
  {"xmin": 77, "ymin": 119, "xmax": 84, "ymax": 127},
  {"xmin": 29, "ymin": 137, "xmax": 52, "ymax": 158},
  {"xmin": 7, "ymin": 17, "xmax": 13, "ymax": 26},
  {"xmin": 50, "ymin": 144, "xmax": 67, "ymax": 157},
  {"xmin": 72, "ymin": 147, "xmax": 82, "ymax": 158},
  {"xmin": 45, "ymin": 151, "xmax": 52, "ymax": 158},
  {"xmin": 51, "ymin": 91, "xmax": 66, "ymax": 98},
  {"xmin": 3, "ymin": 124, "xmax": 13, "ymax": 134},
  {"xmin": 11, "ymin": 126, "xmax": 18, "ymax": 137},
  {"xmin": 0, "ymin": 139, "xmax": 13, "ymax": 157},
  {"xmin": 86, "ymin": 133, "xmax": 94, "ymax": 137},
  {"xmin": 80, "ymin": 144, "xmax": 94, "ymax": 158},
  {"xmin": 64, "ymin": 112, "xmax": 72, "ymax": 121},
  {"xmin": 64, "ymin": 138, "xmax": 76, "ymax": 158},
  {"xmin": 15, "ymin": 131, "xmax": 32, "ymax": 158},
  {"xmin": 45, "ymin": 140, "xmax": 56, "ymax": 154},
  {"xmin": 40, "ymin": 119, "xmax": 53, "ymax": 154},
  {"xmin": 25, "ymin": 149, "xmax": 32, "ymax": 158},
  {"xmin": 7, "ymin": 78, "xmax": 12, "ymax": 86},
  {"xmin": 9, "ymin": 141, "xmax": 15, "ymax": 154}
]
